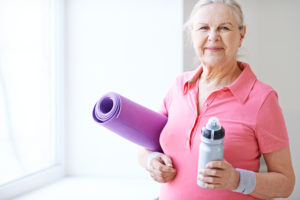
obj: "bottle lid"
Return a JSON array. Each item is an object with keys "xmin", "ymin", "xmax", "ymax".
[
  {"xmin": 202, "ymin": 117, "xmax": 225, "ymax": 140},
  {"xmin": 202, "ymin": 127, "xmax": 224, "ymax": 140},
  {"xmin": 206, "ymin": 117, "xmax": 221, "ymax": 130}
]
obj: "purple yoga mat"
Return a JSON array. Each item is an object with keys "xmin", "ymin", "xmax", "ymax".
[{"xmin": 93, "ymin": 92, "xmax": 167, "ymax": 152}]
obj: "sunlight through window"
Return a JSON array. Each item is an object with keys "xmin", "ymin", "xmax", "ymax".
[{"xmin": 0, "ymin": 0, "xmax": 59, "ymax": 186}]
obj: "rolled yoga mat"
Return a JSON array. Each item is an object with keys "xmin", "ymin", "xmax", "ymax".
[{"xmin": 93, "ymin": 92, "xmax": 167, "ymax": 152}]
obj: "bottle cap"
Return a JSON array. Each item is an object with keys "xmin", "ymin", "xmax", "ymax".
[
  {"xmin": 206, "ymin": 117, "xmax": 221, "ymax": 130},
  {"xmin": 202, "ymin": 117, "xmax": 225, "ymax": 140}
]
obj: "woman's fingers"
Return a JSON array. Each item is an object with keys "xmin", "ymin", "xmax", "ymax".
[
  {"xmin": 198, "ymin": 160, "xmax": 239, "ymax": 190},
  {"xmin": 160, "ymin": 154, "xmax": 173, "ymax": 167},
  {"xmin": 149, "ymin": 155, "xmax": 177, "ymax": 183},
  {"xmin": 199, "ymin": 168, "xmax": 221, "ymax": 177},
  {"xmin": 150, "ymin": 166, "xmax": 176, "ymax": 182},
  {"xmin": 203, "ymin": 182, "xmax": 222, "ymax": 190},
  {"xmin": 206, "ymin": 160, "xmax": 230, "ymax": 169},
  {"xmin": 152, "ymin": 157, "xmax": 171, "ymax": 171},
  {"xmin": 198, "ymin": 174, "xmax": 222, "ymax": 184}
]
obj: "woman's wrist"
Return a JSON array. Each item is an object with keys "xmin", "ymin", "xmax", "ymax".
[
  {"xmin": 232, "ymin": 168, "xmax": 256, "ymax": 194},
  {"xmin": 147, "ymin": 152, "xmax": 163, "ymax": 169},
  {"xmin": 232, "ymin": 168, "xmax": 240, "ymax": 190}
]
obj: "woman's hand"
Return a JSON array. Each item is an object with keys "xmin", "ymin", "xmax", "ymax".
[
  {"xmin": 148, "ymin": 154, "xmax": 177, "ymax": 183},
  {"xmin": 198, "ymin": 160, "xmax": 239, "ymax": 190}
]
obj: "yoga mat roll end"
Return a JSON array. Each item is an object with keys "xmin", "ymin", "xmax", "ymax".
[{"xmin": 93, "ymin": 92, "xmax": 167, "ymax": 152}]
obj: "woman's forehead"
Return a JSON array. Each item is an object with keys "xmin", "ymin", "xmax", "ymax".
[{"xmin": 192, "ymin": 3, "xmax": 238, "ymax": 25}]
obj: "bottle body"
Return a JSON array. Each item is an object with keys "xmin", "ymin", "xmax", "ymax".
[
  {"xmin": 197, "ymin": 117, "xmax": 225, "ymax": 188},
  {"xmin": 197, "ymin": 138, "xmax": 224, "ymax": 188}
]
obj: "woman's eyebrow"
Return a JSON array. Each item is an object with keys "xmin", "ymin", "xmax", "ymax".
[
  {"xmin": 194, "ymin": 22, "xmax": 234, "ymax": 26},
  {"xmin": 194, "ymin": 23, "xmax": 208, "ymax": 26},
  {"xmin": 219, "ymin": 22, "xmax": 234, "ymax": 26}
]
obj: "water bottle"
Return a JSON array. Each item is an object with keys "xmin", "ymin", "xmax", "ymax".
[{"xmin": 197, "ymin": 117, "xmax": 225, "ymax": 188}]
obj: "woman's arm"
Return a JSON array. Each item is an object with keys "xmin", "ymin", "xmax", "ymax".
[
  {"xmin": 250, "ymin": 147, "xmax": 295, "ymax": 199},
  {"xmin": 138, "ymin": 148, "xmax": 153, "ymax": 169},
  {"xmin": 198, "ymin": 147, "xmax": 295, "ymax": 198}
]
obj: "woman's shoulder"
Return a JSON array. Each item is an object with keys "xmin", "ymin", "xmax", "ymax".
[
  {"xmin": 250, "ymin": 79, "xmax": 279, "ymax": 109},
  {"xmin": 253, "ymin": 79, "xmax": 276, "ymax": 97},
  {"xmin": 240, "ymin": 62, "xmax": 277, "ymax": 99},
  {"xmin": 173, "ymin": 67, "xmax": 200, "ymax": 86},
  {"xmin": 174, "ymin": 70, "xmax": 194, "ymax": 83}
]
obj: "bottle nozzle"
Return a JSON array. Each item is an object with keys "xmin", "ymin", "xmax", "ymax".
[{"xmin": 206, "ymin": 117, "xmax": 221, "ymax": 130}]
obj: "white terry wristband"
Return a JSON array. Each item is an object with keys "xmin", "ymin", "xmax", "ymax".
[
  {"xmin": 233, "ymin": 168, "xmax": 256, "ymax": 194},
  {"xmin": 147, "ymin": 152, "xmax": 163, "ymax": 169}
]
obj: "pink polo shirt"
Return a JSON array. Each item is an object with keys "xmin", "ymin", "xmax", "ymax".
[{"xmin": 158, "ymin": 62, "xmax": 289, "ymax": 200}]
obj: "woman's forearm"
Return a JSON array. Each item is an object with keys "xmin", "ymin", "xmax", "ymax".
[
  {"xmin": 138, "ymin": 148, "xmax": 153, "ymax": 169},
  {"xmin": 250, "ymin": 171, "xmax": 295, "ymax": 199}
]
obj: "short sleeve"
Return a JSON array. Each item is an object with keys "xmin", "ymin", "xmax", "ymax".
[
  {"xmin": 158, "ymin": 86, "xmax": 173, "ymax": 116},
  {"xmin": 159, "ymin": 99, "xmax": 168, "ymax": 116},
  {"xmin": 255, "ymin": 91, "xmax": 289, "ymax": 154}
]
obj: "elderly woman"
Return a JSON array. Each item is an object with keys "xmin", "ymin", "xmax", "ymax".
[{"xmin": 138, "ymin": 0, "xmax": 295, "ymax": 199}]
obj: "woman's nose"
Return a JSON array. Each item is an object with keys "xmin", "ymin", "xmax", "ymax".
[{"xmin": 208, "ymin": 30, "xmax": 220, "ymax": 42}]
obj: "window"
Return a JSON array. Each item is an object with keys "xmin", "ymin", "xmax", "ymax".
[{"xmin": 0, "ymin": 0, "xmax": 64, "ymax": 198}]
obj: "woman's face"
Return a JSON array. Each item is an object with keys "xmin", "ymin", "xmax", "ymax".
[{"xmin": 191, "ymin": 3, "xmax": 245, "ymax": 67}]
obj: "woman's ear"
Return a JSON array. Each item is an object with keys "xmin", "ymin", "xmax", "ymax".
[{"xmin": 239, "ymin": 25, "xmax": 246, "ymax": 47}]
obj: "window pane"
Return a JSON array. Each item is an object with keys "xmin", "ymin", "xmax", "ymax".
[{"xmin": 0, "ymin": 0, "xmax": 56, "ymax": 185}]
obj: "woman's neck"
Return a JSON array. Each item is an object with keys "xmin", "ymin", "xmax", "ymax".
[{"xmin": 200, "ymin": 62, "xmax": 242, "ymax": 88}]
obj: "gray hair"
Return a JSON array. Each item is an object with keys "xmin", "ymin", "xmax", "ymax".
[{"xmin": 184, "ymin": 0, "xmax": 244, "ymax": 34}]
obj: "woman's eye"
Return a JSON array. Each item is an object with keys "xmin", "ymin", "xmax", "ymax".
[
  {"xmin": 220, "ymin": 26, "xmax": 230, "ymax": 31},
  {"xmin": 199, "ymin": 26, "xmax": 209, "ymax": 31}
]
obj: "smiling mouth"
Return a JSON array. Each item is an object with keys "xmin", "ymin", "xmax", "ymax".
[{"xmin": 205, "ymin": 47, "xmax": 224, "ymax": 52}]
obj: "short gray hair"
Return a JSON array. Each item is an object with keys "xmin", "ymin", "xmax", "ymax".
[{"xmin": 184, "ymin": 0, "xmax": 244, "ymax": 33}]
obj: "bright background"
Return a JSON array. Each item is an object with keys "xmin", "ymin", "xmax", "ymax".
[
  {"xmin": 65, "ymin": 0, "xmax": 182, "ymax": 178},
  {"xmin": 0, "ymin": 0, "xmax": 299, "ymax": 199}
]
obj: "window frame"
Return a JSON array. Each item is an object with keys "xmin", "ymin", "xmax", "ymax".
[{"xmin": 0, "ymin": 0, "xmax": 65, "ymax": 198}]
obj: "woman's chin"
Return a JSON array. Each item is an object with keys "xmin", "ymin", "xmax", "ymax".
[{"xmin": 201, "ymin": 58, "xmax": 227, "ymax": 67}]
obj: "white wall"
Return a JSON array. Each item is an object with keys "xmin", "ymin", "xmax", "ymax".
[
  {"xmin": 65, "ymin": 0, "xmax": 183, "ymax": 179},
  {"xmin": 184, "ymin": 1, "xmax": 300, "ymax": 199}
]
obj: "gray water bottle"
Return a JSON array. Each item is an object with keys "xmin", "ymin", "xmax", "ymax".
[{"xmin": 197, "ymin": 117, "xmax": 225, "ymax": 188}]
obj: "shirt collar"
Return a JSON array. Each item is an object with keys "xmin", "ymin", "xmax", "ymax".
[
  {"xmin": 183, "ymin": 65, "xmax": 203, "ymax": 94},
  {"xmin": 228, "ymin": 62, "xmax": 257, "ymax": 103},
  {"xmin": 183, "ymin": 62, "xmax": 257, "ymax": 104}
]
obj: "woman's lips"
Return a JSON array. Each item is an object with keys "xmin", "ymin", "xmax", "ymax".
[{"xmin": 205, "ymin": 47, "xmax": 224, "ymax": 52}]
